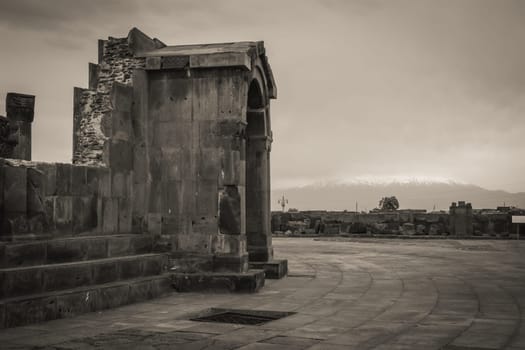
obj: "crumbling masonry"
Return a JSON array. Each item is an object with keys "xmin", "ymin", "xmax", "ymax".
[{"xmin": 0, "ymin": 28, "xmax": 286, "ymax": 328}]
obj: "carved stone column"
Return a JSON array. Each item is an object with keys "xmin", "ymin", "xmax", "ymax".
[{"xmin": 246, "ymin": 134, "xmax": 273, "ymax": 262}]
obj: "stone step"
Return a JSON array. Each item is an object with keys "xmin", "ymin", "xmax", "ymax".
[
  {"xmin": 0, "ymin": 234, "xmax": 156, "ymax": 268},
  {"xmin": 249, "ymin": 259, "xmax": 288, "ymax": 279},
  {"xmin": 0, "ymin": 274, "xmax": 174, "ymax": 329},
  {"xmin": 170, "ymin": 269, "xmax": 265, "ymax": 293},
  {"xmin": 0, "ymin": 253, "xmax": 168, "ymax": 299}
]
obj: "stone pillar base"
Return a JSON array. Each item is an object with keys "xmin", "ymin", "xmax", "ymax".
[
  {"xmin": 249, "ymin": 259, "xmax": 288, "ymax": 279},
  {"xmin": 213, "ymin": 254, "xmax": 249, "ymax": 273},
  {"xmin": 170, "ymin": 269, "xmax": 265, "ymax": 293},
  {"xmin": 247, "ymin": 246, "xmax": 273, "ymax": 262}
]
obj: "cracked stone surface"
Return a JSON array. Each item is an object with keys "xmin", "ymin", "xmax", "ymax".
[{"xmin": 1, "ymin": 237, "xmax": 524, "ymax": 349}]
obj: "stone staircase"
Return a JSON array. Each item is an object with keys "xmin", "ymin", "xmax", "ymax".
[{"xmin": 0, "ymin": 234, "xmax": 173, "ymax": 329}]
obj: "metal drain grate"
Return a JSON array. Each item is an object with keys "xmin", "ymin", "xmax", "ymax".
[{"xmin": 190, "ymin": 308, "xmax": 296, "ymax": 325}]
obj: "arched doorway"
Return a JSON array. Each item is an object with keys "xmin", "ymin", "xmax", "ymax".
[{"xmin": 245, "ymin": 79, "xmax": 273, "ymax": 262}]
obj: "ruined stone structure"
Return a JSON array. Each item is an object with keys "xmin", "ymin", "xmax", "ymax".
[
  {"xmin": 449, "ymin": 201, "xmax": 473, "ymax": 236},
  {"xmin": 0, "ymin": 93, "xmax": 34, "ymax": 160},
  {"xmin": 0, "ymin": 28, "xmax": 286, "ymax": 329},
  {"xmin": 273, "ymin": 204, "xmax": 523, "ymax": 237}
]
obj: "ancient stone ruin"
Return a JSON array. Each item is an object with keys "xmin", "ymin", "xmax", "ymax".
[
  {"xmin": 272, "ymin": 204, "xmax": 522, "ymax": 237},
  {"xmin": 0, "ymin": 28, "xmax": 286, "ymax": 328}
]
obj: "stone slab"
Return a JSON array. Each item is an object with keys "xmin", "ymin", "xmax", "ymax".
[
  {"xmin": 170, "ymin": 270, "xmax": 265, "ymax": 293},
  {"xmin": 1, "ymin": 253, "xmax": 167, "ymax": 298},
  {"xmin": 249, "ymin": 259, "xmax": 288, "ymax": 279},
  {"xmin": 0, "ymin": 274, "xmax": 174, "ymax": 329}
]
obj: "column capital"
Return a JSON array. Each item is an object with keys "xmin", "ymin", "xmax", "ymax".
[{"xmin": 6, "ymin": 93, "xmax": 35, "ymax": 123}]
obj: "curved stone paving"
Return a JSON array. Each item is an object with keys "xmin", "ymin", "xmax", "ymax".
[{"xmin": 1, "ymin": 237, "xmax": 524, "ymax": 349}]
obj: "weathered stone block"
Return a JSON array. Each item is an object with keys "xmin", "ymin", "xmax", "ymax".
[
  {"xmin": 85, "ymin": 237, "xmax": 108, "ymax": 260},
  {"xmin": 4, "ymin": 242, "xmax": 46, "ymax": 267},
  {"xmin": 6, "ymin": 93, "xmax": 35, "ymax": 122},
  {"xmin": 54, "ymin": 196, "xmax": 73, "ymax": 232},
  {"xmin": 147, "ymin": 213, "xmax": 162, "ymax": 235},
  {"xmin": 3, "ymin": 165, "xmax": 27, "ymax": 214},
  {"xmin": 108, "ymin": 142, "xmax": 133, "ymax": 172},
  {"xmin": 150, "ymin": 75, "xmax": 192, "ymax": 122},
  {"xmin": 112, "ymin": 171, "xmax": 132, "ymax": 198},
  {"xmin": 247, "ymin": 246, "xmax": 273, "ymax": 263},
  {"xmin": 128, "ymin": 280, "xmax": 152, "ymax": 303},
  {"xmin": 0, "ymin": 243, "xmax": 5, "ymax": 267},
  {"xmin": 5, "ymin": 296, "xmax": 57, "ymax": 328},
  {"xmin": 71, "ymin": 166, "xmax": 87, "ymax": 196},
  {"xmin": 213, "ymin": 254, "xmax": 249, "ymax": 273},
  {"xmin": 149, "ymin": 277, "xmax": 172, "ymax": 298},
  {"xmin": 163, "ymin": 180, "xmax": 182, "ymax": 217},
  {"xmin": 47, "ymin": 239, "xmax": 87, "ymax": 264},
  {"xmin": 108, "ymin": 236, "xmax": 131, "ymax": 257},
  {"xmin": 118, "ymin": 197, "xmax": 132, "ymax": 233},
  {"xmin": 249, "ymin": 259, "xmax": 288, "ymax": 279},
  {"xmin": 56, "ymin": 163, "xmax": 72, "ymax": 195},
  {"xmin": 93, "ymin": 261, "xmax": 119, "ymax": 284},
  {"xmin": 192, "ymin": 77, "xmax": 219, "ymax": 120},
  {"xmin": 222, "ymin": 150, "xmax": 243, "ymax": 185},
  {"xmin": 56, "ymin": 290, "xmax": 98, "ymax": 319},
  {"xmin": 44, "ymin": 265, "xmax": 93, "ymax": 292},
  {"xmin": 219, "ymin": 185, "xmax": 241, "ymax": 235},
  {"xmin": 111, "ymin": 82, "xmax": 133, "ymax": 112},
  {"xmin": 98, "ymin": 284, "xmax": 130, "ymax": 310},
  {"xmin": 155, "ymin": 120, "xmax": 191, "ymax": 148},
  {"xmin": 102, "ymin": 197, "xmax": 118, "ymax": 233},
  {"xmin": 119, "ymin": 259, "xmax": 143, "ymax": 279},
  {"xmin": 142, "ymin": 255, "xmax": 165, "ymax": 276},
  {"xmin": 27, "ymin": 213, "xmax": 46, "ymax": 234},
  {"xmin": 72, "ymin": 196, "xmax": 97, "ymax": 233},
  {"xmin": 170, "ymin": 270, "xmax": 264, "ymax": 293},
  {"xmin": 97, "ymin": 167, "xmax": 111, "ymax": 197},
  {"xmin": 196, "ymin": 180, "xmax": 218, "ymax": 217},
  {"xmin": 191, "ymin": 52, "xmax": 251, "ymax": 71},
  {"xmin": 0, "ymin": 302, "xmax": 5, "ymax": 329},
  {"xmin": 218, "ymin": 234, "xmax": 246, "ymax": 255},
  {"xmin": 111, "ymin": 111, "xmax": 132, "ymax": 141},
  {"xmin": 148, "ymin": 180, "xmax": 163, "ymax": 213},
  {"xmin": 5, "ymin": 268, "xmax": 43, "ymax": 297},
  {"xmin": 160, "ymin": 148, "xmax": 191, "ymax": 181},
  {"xmin": 85, "ymin": 167, "xmax": 100, "ymax": 194},
  {"xmin": 174, "ymin": 232, "xmax": 211, "ymax": 253},
  {"xmin": 26, "ymin": 167, "xmax": 45, "ymax": 216},
  {"xmin": 133, "ymin": 144, "xmax": 148, "ymax": 182},
  {"xmin": 146, "ymin": 56, "xmax": 161, "ymax": 70},
  {"xmin": 198, "ymin": 121, "xmax": 219, "ymax": 148},
  {"xmin": 88, "ymin": 62, "xmax": 99, "ymax": 90},
  {"xmin": 161, "ymin": 215, "xmax": 187, "ymax": 236},
  {"xmin": 198, "ymin": 148, "xmax": 221, "ymax": 182},
  {"xmin": 130, "ymin": 235, "xmax": 153, "ymax": 254},
  {"xmin": 131, "ymin": 215, "xmax": 146, "ymax": 235},
  {"xmin": 192, "ymin": 216, "xmax": 218, "ymax": 236},
  {"xmin": 0, "ymin": 161, "xmax": 4, "ymax": 216},
  {"xmin": 0, "ymin": 272, "xmax": 5, "ymax": 299}
]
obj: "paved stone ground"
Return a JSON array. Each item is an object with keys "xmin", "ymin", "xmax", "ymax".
[{"xmin": 2, "ymin": 237, "xmax": 525, "ymax": 350}]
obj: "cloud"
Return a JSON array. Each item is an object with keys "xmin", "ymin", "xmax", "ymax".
[{"xmin": 0, "ymin": 0, "xmax": 523, "ymax": 192}]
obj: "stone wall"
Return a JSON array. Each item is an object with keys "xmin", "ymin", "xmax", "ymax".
[
  {"xmin": 272, "ymin": 208, "xmax": 522, "ymax": 237},
  {"xmin": 73, "ymin": 36, "xmax": 145, "ymax": 166},
  {"xmin": 0, "ymin": 158, "xmax": 135, "ymax": 240},
  {"xmin": 2, "ymin": 27, "xmax": 279, "ymax": 274}
]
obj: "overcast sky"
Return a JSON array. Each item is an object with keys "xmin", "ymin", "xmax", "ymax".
[{"xmin": 0, "ymin": 0, "xmax": 524, "ymax": 192}]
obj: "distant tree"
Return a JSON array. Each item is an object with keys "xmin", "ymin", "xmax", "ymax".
[{"xmin": 379, "ymin": 196, "xmax": 399, "ymax": 211}]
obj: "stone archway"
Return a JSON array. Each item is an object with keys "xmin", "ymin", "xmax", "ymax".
[{"xmin": 245, "ymin": 79, "xmax": 273, "ymax": 262}]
